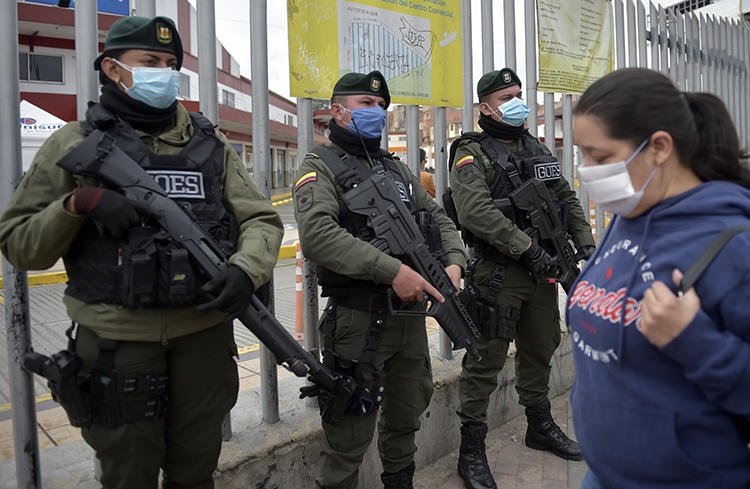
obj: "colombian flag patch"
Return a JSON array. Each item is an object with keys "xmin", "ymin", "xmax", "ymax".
[
  {"xmin": 294, "ymin": 172, "xmax": 317, "ymax": 191},
  {"xmin": 455, "ymin": 156, "xmax": 473, "ymax": 169}
]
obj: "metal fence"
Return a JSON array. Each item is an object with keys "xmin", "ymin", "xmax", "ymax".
[{"xmin": 2, "ymin": 0, "xmax": 749, "ymax": 486}]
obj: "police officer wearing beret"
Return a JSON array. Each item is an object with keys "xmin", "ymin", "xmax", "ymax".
[
  {"xmin": 447, "ymin": 68, "xmax": 595, "ymax": 488},
  {"xmin": 0, "ymin": 16, "xmax": 283, "ymax": 489},
  {"xmin": 294, "ymin": 71, "xmax": 466, "ymax": 489}
]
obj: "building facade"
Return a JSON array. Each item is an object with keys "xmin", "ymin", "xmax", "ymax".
[{"xmin": 16, "ymin": 0, "xmax": 328, "ymax": 189}]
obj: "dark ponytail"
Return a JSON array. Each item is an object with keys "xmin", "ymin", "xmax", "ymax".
[{"xmin": 574, "ymin": 68, "xmax": 750, "ymax": 189}]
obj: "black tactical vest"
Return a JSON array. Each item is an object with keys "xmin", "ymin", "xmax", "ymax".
[
  {"xmin": 312, "ymin": 145, "xmax": 417, "ymax": 297},
  {"xmin": 448, "ymin": 132, "xmax": 567, "ymax": 255},
  {"xmin": 63, "ymin": 104, "xmax": 237, "ymax": 308}
]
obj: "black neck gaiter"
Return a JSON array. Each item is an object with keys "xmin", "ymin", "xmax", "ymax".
[
  {"xmin": 99, "ymin": 81, "xmax": 178, "ymax": 134},
  {"xmin": 328, "ymin": 119, "xmax": 385, "ymax": 159},
  {"xmin": 478, "ymin": 113, "xmax": 529, "ymax": 141}
]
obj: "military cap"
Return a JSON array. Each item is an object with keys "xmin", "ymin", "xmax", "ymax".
[
  {"xmin": 332, "ymin": 70, "xmax": 390, "ymax": 109},
  {"xmin": 94, "ymin": 16, "xmax": 183, "ymax": 70},
  {"xmin": 477, "ymin": 68, "xmax": 522, "ymax": 98}
]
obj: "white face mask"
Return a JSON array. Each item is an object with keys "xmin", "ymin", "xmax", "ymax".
[{"xmin": 578, "ymin": 139, "xmax": 656, "ymax": 216}]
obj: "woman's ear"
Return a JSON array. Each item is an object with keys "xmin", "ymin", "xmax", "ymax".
[
  {"xmin": 99, "ymin": 58, "xmax": 121, "ymax": 86},
  {"xmin": 650, "ymin": 130, "xmax": 674, "ymax": 166}
]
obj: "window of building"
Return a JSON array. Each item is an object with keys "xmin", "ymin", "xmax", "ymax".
[
  {"xmin": 222, "ymin": 89, "xmax": 235, "ymax": 108},
  {"xmin": 178, "ymin": 72, "xmax": 190, "ymax": 98},
  {"xmin": 18, "ymin": 53, "xmax": 63, "ymax": 83}
]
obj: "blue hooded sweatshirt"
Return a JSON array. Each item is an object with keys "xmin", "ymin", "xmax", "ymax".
[{"xmin": 567, "ymin": 180, "xmax": 750, "ymax": 489}]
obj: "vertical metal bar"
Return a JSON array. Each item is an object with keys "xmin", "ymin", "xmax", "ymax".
[
  {"xmin": 562, "ymin": 95, "xmax": 573, "ymax": 186},
  {"xmin": 637, "ymin": 0, "xmax": 647, "ymax": 68},
  {"xmin": 710, "ymin": 15, "xmax": 718, "ymax": 94},
  {"xmin": 650, "ymin": 2, "xmax": 659, "ymax": 71},
  {"xmin": 615, "ymin": 0, "xmax": 625, "ymax": 68},
  {"xmin": 742, "ymin": 25, "xmax": 749, "ymax": 146},
  {"xmin": 198, "ymin": 0, "xmax": 219, "ymax": 124},
  {"xmin": 720, "ymin": 19, "xmax": 729, "ymax": 108},
  {"xmin": 659, "ymin": 6, "xmax": 669, "ymax": 75},
  {"xmin": 685, "ymin": 13, "xmax": 694, "ymax": 91},
  {"xmin": 544, "ymin": 92, "xmax": 555, "ymax": 154},
  {"xmin": 406, "ymin": 105, "xmax": 420, "ymax": 176},
  {"xmin": 135, "ymin": 0, "xmax": 156, "ymax": 17},
  {"xmin": 433, "ymin": 106, "xmax": 453, "ymax": 360},
  {"xmin": 461, "ymin": 0, "xmax": 473, "ymax": 133},
  {"xmin": 676, "ymin": 11, "xmax": 685, "ymax": 89},
  {"xmin": 732, "ymin": 21, "xmax": 740, "ymax": 130},
  {"xmin": 75, "ymin": 0, "xmax": 99, "ymax": 120},
  {"xmin": 668, "ymin": 9, "xmax": 678, "ymax": 83},
  {"xmin": 626, "ymin": 0, "xmax": 637, "ymax": 67},
  {"xmin": 504, "ymin": 0, "xmax": 516, "ymax": 70},
  {"xmin": 297, "ymin": 98, "xmax": 319, "ymax": 408},
  {"xmin": 699, "ymin": 14, "xmax": 707, "ymax": 92},
  {"xmin": 2, "ymin": 0, "xmax": 41, "ymax": 486},
  {"xmin": 728, "ymin": 21, "xmax": 736, "ymax": 127},
  {"xmin": 525, "ymin": 0, "xmax": 538, "ymax": 137},
  {"xmin": 481, "ymin": 0, "xmax": 494, "ymax": 73},
  {"xmin": 250, "ymin": 0, "xmax": 279, "ymax": 424},
  {"xmin": 690, "ymin": 14, "xmax": 701, "ymax": 92}
]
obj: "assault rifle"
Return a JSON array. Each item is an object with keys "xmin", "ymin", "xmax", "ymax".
[
  {"xmin": 342, "ymin": 171, "xmax": 482, "ymax": 360},
  {"xmin": 509, "ymin": 178, "xmax": 579, "ymax": 293},
  {"xmin": 55, "ymin": 131, "xmax": 355, "ymax": 424}
]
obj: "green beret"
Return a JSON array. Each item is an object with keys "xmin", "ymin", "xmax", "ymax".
[
  {"xmin": 94, "ymin": 16, "xmax": 183, "ymax": 70},
  {"xmin": 477, "ymin": 68, "xmax": 522, "ymax": 98},
  {"xmin": 332, "ymin": 70, "xmax": 390, "ymax": 109}
]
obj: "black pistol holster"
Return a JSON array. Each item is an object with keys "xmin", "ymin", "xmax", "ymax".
[
  {"xmin": 22, "ymin": 324, "xmax": 168, "ymax": 429},
  {"xmin": 319, "ymin": 302, "xmax": 386, "ymax": 419},
  {"xmin": 459, "ymin": 259, "xmax": 521, "ymax": 342}
]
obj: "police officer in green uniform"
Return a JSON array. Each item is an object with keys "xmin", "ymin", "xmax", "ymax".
[
  {"xmin": 448, "ymin": 68, "xmax": 595, "ymax": 489},
  {"xmin": 0, "ymin": 16, "xmax": 283, "ymax": 489},
  {"xmin": 294, "ymin": 71, "xmax": 466, "ymax": 489}
]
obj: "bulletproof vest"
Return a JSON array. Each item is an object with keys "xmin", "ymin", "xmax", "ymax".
[
  {"xmin": 312, "ymin": 144, "xmax": 417, "ymax": 297},
  {"xmin": 63, "ymin": 103, "xmax": 237, "ymax": 308},
  {"xmin": 448, "ymin": 132, "xmax": 566, "ymax": 254}
]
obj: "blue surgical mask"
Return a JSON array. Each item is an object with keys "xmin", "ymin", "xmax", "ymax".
[
  {"xmin": 339, "ymin": 105, "xmax": 387, "ymax": 139},
  {"xmin": 114, "ymin": 59, "xmax": 180, "ymax": 109},
  {"xmin": 491, "ymin": 97, "xmax": 531, "ymax": 127}
]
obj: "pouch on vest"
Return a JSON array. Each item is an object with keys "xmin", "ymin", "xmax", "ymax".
[
  {"xmin": 120, "ymin": 228, "xmax": 159, "ymax": 308},
  {"xmin": 158, "ymin": 245, "xmax": 197, "ymax": 307}
]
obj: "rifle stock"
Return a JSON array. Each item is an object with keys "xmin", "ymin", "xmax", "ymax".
[
  {"xmin": 57, "ymin": 131, "xmax": 354, "ymax": 422},
  {"xmin": 342, "ymin": 172, "xmax": 481, "ymax": 359},
  {"xmin": 509, "ymin": 179, "xmax": 579, "ymax": 293}
]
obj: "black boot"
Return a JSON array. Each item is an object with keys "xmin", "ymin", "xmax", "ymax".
[
  {"xmin": 381, "ymin": 461, "xmax": 415, "ymax": 489},
  {"xmin": 457, "ymin": 423, "xmax": 497, "ymax": 489},
  {"xmin": 525, "ymin": 399, "xmax": 583, "ymax": 461}
]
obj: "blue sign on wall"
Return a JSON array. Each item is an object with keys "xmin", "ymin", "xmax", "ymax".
[{"xmin": 22, "ymin": 0, "xmax": 130, "ymax": 16}]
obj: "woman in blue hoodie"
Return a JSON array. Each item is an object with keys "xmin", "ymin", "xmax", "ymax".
[{"xmin": 569, "ymin": 67, "xmax": 750, "ymax": 489}]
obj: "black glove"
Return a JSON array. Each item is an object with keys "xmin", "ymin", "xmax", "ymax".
[
  {"xmin": 73, "ymin": 187, "xmax": 139, "ymax": 237},
  {"xmin": 575, "ymin": 245, "xmax": 596, "ymax": 262},
  {"xmin": 197, "ymin": 265, "xmax": 254, "ymax": 314},
  {"xmin": 519, "ymin": 241, "xmax": 552, "ymax": 277},
  {"xmin": 299, "ymin": 376, "xmax": 321, "ymax": 399}
]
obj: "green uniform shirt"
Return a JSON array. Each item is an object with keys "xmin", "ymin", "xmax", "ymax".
[
  {"xmin": 450, "ymin": 136, "xmax": 595, "ymax": 259},
  {"xmin": 0, "ymin": 104, "xmax": 283, "ymax": 342},
  {"xmin": 294, "ymin": 144, "xmax": 467, "ymax": 284}
]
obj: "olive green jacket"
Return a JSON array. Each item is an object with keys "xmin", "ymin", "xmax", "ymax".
[
  {"xmin": 294, "ymin": 144, "xmax": 467, "ymax": 286},
  {"xmin": 0, "ymin": 104, "xmax": 283, "ymax": 342},
  {"xmin": 450, "ymin": 136, "xmax": 595, "ymax": 259}
]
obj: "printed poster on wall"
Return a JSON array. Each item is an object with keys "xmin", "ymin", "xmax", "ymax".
[
  {"xmin": 536, "ymin": 0, "xmax": 614, "ymax": 94},
  {"xmin": 288, "ymin": 0, "xmax": 462, "ymax": 106}
]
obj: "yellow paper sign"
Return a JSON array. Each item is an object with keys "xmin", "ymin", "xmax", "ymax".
[
  {"xmin": 536, "ymin": 0, "xmax": 615, "ymax": 94},
  {"xmin": 288, "ymin": 0, "xmax": 463, "ymax": 106}
]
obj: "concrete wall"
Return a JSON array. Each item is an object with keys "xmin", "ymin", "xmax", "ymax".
[{"xmin": 213, "ymin": 332, "xmax": 575, "ymax": 489}]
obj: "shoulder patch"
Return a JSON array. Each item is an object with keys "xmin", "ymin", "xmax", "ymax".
[
  {"xmin": 296, "ymin": 186, "xmax": 314, "ymax": 213},
  {"xmin": 455, "ymin": 156, "xmax": 474, "ymax": 169},
  {"xmin": 294, "ymin": 171, "xmax": 317, "ymax": 191}
]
